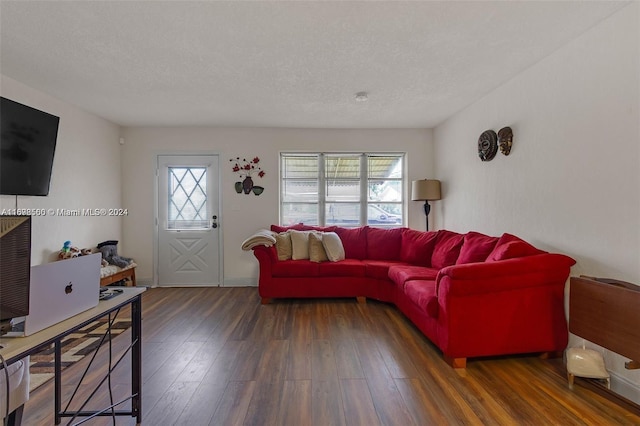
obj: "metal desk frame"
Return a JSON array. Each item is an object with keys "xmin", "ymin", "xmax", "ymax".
[{"xmin": 0, "ymin": 287, "xmax": 144, "ymax": 425}]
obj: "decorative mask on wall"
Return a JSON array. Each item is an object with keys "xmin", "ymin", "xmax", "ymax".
[
  {"xmin": 498, "ymin": 126, "xmax": 513, "ymax": 156},
  {"xmin": 477, "ymin": 130, "xmax": 498, "ymax": 161},
  {"xmin": 478, "ymin": 126, "xmax": 514, "ymax": 160}
]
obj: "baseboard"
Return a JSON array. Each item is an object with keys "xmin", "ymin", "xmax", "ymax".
[
  {"xmin": 610, "ymin": 370, "xmax": 640, "ymax": 406},
  {"xmin": 223, "ymin": 278, "xmax": 258, "ymax": 287},
  {"xmin": 136, "ymin": 278, "xmax": 257, "ymax": 287},
  {"xmin": 576, "ymin": 371, "xmax": 640, "ymax": 417},
  {"xmin": 136, "ymin": 278, "xmax": 154, "ymax": 287}
]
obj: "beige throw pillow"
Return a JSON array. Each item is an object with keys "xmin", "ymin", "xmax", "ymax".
[
  {"xmin": 322, "ymin": 232, "xmax": 345, "ymax": 262},
  {"xmin": 275, "ymin": 232, "xmax": 292, "ymax": 261},
  {"xmin": 290, "ymin": 230, "xmax": 312, "ymax": 260},
  {"xmin": 309, "ymin": 232, "xmax": 329, "ymax": 263}
]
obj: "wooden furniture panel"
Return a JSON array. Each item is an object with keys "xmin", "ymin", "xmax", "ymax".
[
  {"xmin": 569, "ymin": 276, "xmax": 640, "ymax": 366},
  {"xmin": 100, "ymin": 266, "xmax": 136, "ymax": 287}
]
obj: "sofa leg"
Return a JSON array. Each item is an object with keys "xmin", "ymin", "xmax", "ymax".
[
  {"xmin": 356, "ymin": 296, "xmax": 366, "ymax": 304},
  {"xmin": 261, "ymin": 297, "xmax": 272, "ymax": 305},
  {"xmin": 444, "ymin": 355, "xmax": 467, "ymax": 369}
]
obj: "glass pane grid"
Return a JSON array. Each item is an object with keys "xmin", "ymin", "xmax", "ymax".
[
  {"xmin": 326, "ymin": 203, "xmax": 360, "ymax": 226},
  {"xmin": 282, "ymin": 155, "xmax": 319, "ymax": 179},
  {"xmin": 325, "ymin": 156, "xmax": 360, "ymax": 179},
  {"xmin": 368, "ymin": 180, "xmax": 402, "ymax": 202},
  {"xmin": 168, "ymin": 167, "xmax": 208, "ymax": 229},
  {"xmin": 280, "ymin": 153, "xmax": 404, "ymax": 228},
  {"xmin": 281, "ymin": 202, "xmax": 319, "ymax": 226},
  {"xmin": 368, "ymin": 155, "xmax": 403, "ymax": 179},
  {"xmin": 282, "ymin": 179, "xmax": 319, "ymax": 202},
  {"xmin": 326, "ymin": 180, "xmax": 360, "ymax": 201}
]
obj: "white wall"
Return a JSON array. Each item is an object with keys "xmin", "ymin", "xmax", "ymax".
[
  {"xmin": 0, "ymin": 75, "xmax": 123, "ymax": 265},
  {"xmin": 120, "ymin": 127, "xmax": 434, "ymax": 285},
  {"xmin": 433, "ymin": 4, "xmax": 639, "ymax": 403}
]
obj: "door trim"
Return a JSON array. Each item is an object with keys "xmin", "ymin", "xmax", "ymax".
[{"xmin": 152, "ymin": 151, "xmax": 224, "ymax": 287}]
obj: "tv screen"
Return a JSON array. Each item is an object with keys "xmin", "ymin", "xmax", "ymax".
[{"xmin": 1, "ymin": 97, "xmax": 60, "ymax": 196}]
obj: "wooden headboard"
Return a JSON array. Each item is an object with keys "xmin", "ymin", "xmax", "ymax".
[{"xmin": 569, "ymin": 276, "xmax": 640, "ymax": 369}]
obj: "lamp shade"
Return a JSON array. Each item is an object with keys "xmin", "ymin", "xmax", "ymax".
[{"xmin": 411, "ymin": 179, "xmax": 441, "ymax": 201}]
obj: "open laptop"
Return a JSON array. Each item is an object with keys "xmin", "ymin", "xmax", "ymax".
[{"xmin": 6, "ymin": 253, "xmax": 101, "ymax": 337}]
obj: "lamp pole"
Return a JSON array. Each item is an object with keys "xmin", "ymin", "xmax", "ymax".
[
  {"xmin": 411, "ymin": 179, "xmax": 441, "ymax": 232},
  {"xmin": 423, "ymin": 200, "xmax": 431, "ymax": 231}
]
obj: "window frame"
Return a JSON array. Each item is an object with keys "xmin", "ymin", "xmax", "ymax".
[{"xmin": 280, "ymin": 152, "xmax": 405, "ymax": 228}]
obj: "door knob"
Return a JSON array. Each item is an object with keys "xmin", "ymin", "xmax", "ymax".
[{"xmin": 212, "ymin": 215, "xmax": 218, "ymax": 228}]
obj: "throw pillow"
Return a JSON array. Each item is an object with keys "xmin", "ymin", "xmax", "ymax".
[
  {"xmin": 271, "ymin": 224, "xmax": 304, "ymax": 233},
  {"xmin": 290, "ymin": 230, "xmax": 312, "ymax": 260},
  {"xmin": 431, "ymin": 230, "xmax": 464, "ymax": 269},
  {"xmin": 367, "ymin": 227, "xmax": 403, "ymax": 260},
  {"xmin": 334, "ymin": 227, "xmax": 367, "ymax": 259},
  {"xmin": 400, "ymin": 229, "xmax": 438, "ymax": 266},
  {"xmin": 308, "ymin": 232, "xmax": 329, "ymax": 263},
  {"xmin": 486, "ymin": 239, "xmax": 545, "ymax": 261},
  {"xmin": 492, "ymin": 232, "xmax": 522, "ymax": 247},
  {"xmin": 456, "ymin": 231, "xmax": 499, "ymax": 264},
  {"xmin": 270, "ymin": 224, "xmax": 337, "ymax": 233},
  {"xmin": 322, "ymin": 232, "xmax": 346, "ymax": 262},
  {"xmin": 274, "ymin": 232, "xmax": 292, "ymax": 261}
]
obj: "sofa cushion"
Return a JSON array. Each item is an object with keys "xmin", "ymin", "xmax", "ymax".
[
  {"xmin": 491, "ymin": 232, "xmax": 532, "ymax": 248},
  {"xmin": 271, "ymin": 224, "xmax": 337, "ymax": 233},
  {"xmin": 362, "ymin": 259, "xmax": 407, "ymax": 280},
  {"xmin": 309, "ymin": 232, "xmax": 329, "ymax": 263},
  {"xmin": 321, "ymin": 232, "xmax": 346, "ymax": 262},
  {"xmin": 367, "ymin": 227, "xmax": 403, "ymax": 260},
  {"xmin": 272, "ymin": 259, "xmax": 320, "ymax": 277},
  {"xmin": 404, "ymin": 280, "xmax": 439, "ymax": 318},
  {"xmin": 290, "ymin": 230, "xmax": 312, "ymax": 260},
  {"xmin": 455, "ymin": 231, "xmax": 499, "ymax": 264},
  {"xmin": 318, "ymin": 259, "xmax": 366, "ymax": 277},
  {"xmin": 400, "ymin": 229, "xmax": 438, "ymax": 266},
  {"xmin": 486, "ymin": 239, "xmax": 545, "ymax": 261},
  {"xmin": 309, "ymin": 225, "xmax": 338, "ymax": 233},
  {"xmin": 431, "ymin": 230, "xmax": 464, "ymax": 269},
  {"xmin": 274, "ymin": 232, "xmax": 293, "ymax": 261},
  {"xmin": 388, "ymin": 265, "xmax": 439, "ymax": 288},
  {"xmin": 271, "ymin": 223, "xmax": 306, "ymax": 233},
  {"xmin": 335, "ymin": 227, "xmax": 367, "ymax": 260}
]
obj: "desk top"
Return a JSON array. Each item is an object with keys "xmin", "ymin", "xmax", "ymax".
[{"xmin": 0, "ymin": 287, "xmax": 145, "ymax": 364}]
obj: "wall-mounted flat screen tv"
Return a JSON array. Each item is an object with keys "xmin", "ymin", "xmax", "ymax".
[{"xmin": 1, "ymin": 97, "xmax": 60, "ymax": 196}]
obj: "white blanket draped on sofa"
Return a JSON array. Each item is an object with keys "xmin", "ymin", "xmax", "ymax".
[{"xmin": 241, "ymin": 229, "xmax": 276, "ymax": 251}]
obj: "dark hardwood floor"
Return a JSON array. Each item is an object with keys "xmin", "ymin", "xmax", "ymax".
[{"xmin": 22, "ymin": 287, "xmax": 640, "ymax": 425}]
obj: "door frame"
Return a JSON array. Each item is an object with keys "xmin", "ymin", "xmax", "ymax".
[{"xmin": 152, "ymin": 151, "xmax": 224, "ymax": 287}]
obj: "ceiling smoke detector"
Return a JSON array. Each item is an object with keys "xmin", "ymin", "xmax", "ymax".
[{"xmin": 354, "ymin": 92, "xmax": 369, "ymax": 102}]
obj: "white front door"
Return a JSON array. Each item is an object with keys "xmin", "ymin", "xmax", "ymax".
[{"xmin": 157, "ymin": 155, "xmax": 220, "ymax": 286}]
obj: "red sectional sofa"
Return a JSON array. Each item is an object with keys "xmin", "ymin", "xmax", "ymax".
[{"xmin": 252, "ymin": 225, "xmax": 576, "ymax": 368}]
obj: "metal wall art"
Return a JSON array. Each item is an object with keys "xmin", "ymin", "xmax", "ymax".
[
  {"xmin": 477, "ymin": 130, "xmax": 498, "ymax": 161},
  {"xmin": 230, "ymin": 156, "xmax": 265, "ymax": 195}
]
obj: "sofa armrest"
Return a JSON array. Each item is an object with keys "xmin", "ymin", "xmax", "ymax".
[
  {"xmin": 435, "ymin": 254, "xmax": 575, "ymax": 359},
  {"xmin": 252, "ymin": 245, "xmax": 277, "ymax": 265},
  {"xmin": 437, "ymin": 253, "xmax": 576, "ymax": 296},
  {"xmin": 252, "ymin": 245, "xmax": 277, "ymax": 295}
]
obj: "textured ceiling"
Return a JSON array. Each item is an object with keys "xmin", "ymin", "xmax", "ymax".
[{"xmin": 0, "ymin": 1, "xmax": 628, "ymax": 128}]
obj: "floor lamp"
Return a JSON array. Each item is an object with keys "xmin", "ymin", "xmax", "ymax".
[{"xmin": 411, "ymin": 179, "xmax": 441, "ymax": 231}]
